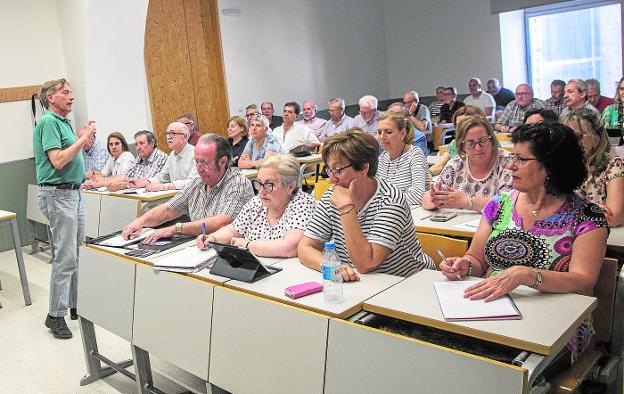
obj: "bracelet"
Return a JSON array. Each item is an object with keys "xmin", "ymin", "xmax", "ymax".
[
  {"xmin": 245, "ymin": 240, "xmax": 251, "ymax": 249},
  {"xmin": 339, "ymin": 204, "xmax": 356, "ymax": 216},
  {"xmin": 530, "ymin": 269, "xmax": 543, "ymax": 288},
  {"xmin": 467, "ymin": 195, "xmax": 474, "ymax": 210}
]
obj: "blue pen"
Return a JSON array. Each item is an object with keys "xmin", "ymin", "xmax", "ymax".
[{"xmin": 200, "ymin": 223, "xmax": 208, "ymax": 248}]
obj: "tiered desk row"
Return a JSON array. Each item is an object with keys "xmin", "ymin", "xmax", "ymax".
[{"xmin": 79, "ymin": 242, "xmax": 598, "ymax": 394}]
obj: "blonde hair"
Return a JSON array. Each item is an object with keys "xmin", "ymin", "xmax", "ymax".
[
  {"xmin": 259, "ymin": 154, "xmax": 300, "ymax": 188},
  {"xmin": 378, "ymin": 111, "xmax": 414, "ymax": 144},
  {"xmin": 455, "ymin": 115, "xmax": 500, "ymax": 158},
  {"xmin": 228, "ymin": 115, "xmax": 248, "ymax": 137},
  {"xmin": 562, "ymin": 108, "xmax": 610, "ymax": 175}
]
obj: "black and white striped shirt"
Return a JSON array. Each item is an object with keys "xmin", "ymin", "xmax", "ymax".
[
  {"xmin": 304, "ymin": 178, "xmax": 434, "ymax": 277},
  {"xmin": 378, "ymin": 145, "xmax": 430, "ymax": 208},
  {"xmin": 168, "ymin": 167, "xmax": 253, "ymax": 221}
]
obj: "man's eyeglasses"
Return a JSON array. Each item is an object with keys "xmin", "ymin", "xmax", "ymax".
[
  {"xmin": 252, "ymin": 180, "xmax": 275, "ymax": 193},
  {"xmin": 509, "ymin": 153, "xmax": 538, "ymax": 166},
  {"xmin": 462, "ymin": 136, "xmax": 491, "ymax": 149},
  {"xmin": 166, "ymin": 132, "xmax": 186, "ymax": 137},
  {"xmin": 515, "ymin": 92, "xmax": 531, "ymax": 97},
  {"xmin": 325, "ymin": 164, "xmax": 352, "ymax": 177},
  {"xmin": 196, "ymin": 159, "xmax": 216, "ymax": 169}
]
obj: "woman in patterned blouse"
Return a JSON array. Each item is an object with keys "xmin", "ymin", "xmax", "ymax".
[
  {"xmin": 562, "ymin": 108, "xmax": 624, "ymax": 227},
  {"xmin": 197, "ymin": 154, "xmax": 316, "ymax": 257},
  {"xmin": 238, "ymin": 114, "xmax": 282, "ymax": 169},
  {"xmin": 440, "ymin": 122, "xmax": 608, "ymax": 363}
]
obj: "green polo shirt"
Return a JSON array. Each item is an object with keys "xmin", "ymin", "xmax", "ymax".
[{"xmin": 33, "ymin": 110, "xmax": 85, "ymax": 184}]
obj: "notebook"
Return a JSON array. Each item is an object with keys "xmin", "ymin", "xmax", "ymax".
[{"xmin": 433, "ymin": 280, "xmax": 522, "ymax": 321}]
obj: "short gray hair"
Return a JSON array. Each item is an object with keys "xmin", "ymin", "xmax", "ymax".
[
  {"xmin": 328, "ymin": 98, "xmax": 345, "ymax": 110},
  {"xmin": 259, "ymin": 154, "xmax": 300, "ymax": 189},
  {"xmin": 39, "ymin": 78, "xmax": 69, "ymax": 109},
  {"xmin": 170, "ymin": 121, "xmax": 190, "ymax": 138},
  {"xmin": 249, "ymin": 114, "xmax": 270, "ymax": 129},
  {"xmin": 359, "ymin": 95, "xmax": 378, "ymax": 109},
  {"xmin": 585, "ymin": 78, "xmax": 600, "ymax": 92},
  {"xmin": 469, "ymin": 77, "xmax": 482, "ymax": 86},
  {"xmin": 197, "ymin": 133, "xmax": 232, "ymax": 169},
  {"xmin": 568, "ymin": 79, "xmax": 588, "ymax": 93}
]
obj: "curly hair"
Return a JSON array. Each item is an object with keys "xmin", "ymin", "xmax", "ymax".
[{"xmin": 512, "ymin": 123, "xmax": 587, "ymax": 196}]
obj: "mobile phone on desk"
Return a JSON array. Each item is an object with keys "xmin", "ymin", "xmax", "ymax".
[
  {"xmin": 284, "ymin": 282, "xmax": 323, "ymax": 299},
  {"xmin": 430, "ymin": 212, "xmax": 457, "ymax": 222}
]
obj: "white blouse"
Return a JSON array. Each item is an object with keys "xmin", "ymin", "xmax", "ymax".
[{"xmin": 101, "ymin": 151, "xmax": 135, "ymax": 176}]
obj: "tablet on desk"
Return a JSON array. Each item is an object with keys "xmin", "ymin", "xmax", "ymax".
[{"xmin": 209, "ymin": 241, "xmax": 282, "ymax": 283}]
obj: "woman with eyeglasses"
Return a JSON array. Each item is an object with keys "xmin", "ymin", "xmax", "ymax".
[
  {"xmin": 238, "ymin": 114, "xmax": 283, "ymax": 169},
  {"xmin": 423, "ymin": 115, "xmax": 513, "ymax": 211},
  {"xmin": 377, "ymin": 111, "xmax": 429, "ymax": 207},
  {"xmin": 86, "ymin": 132, "xmax": 135, "ymax": 179},
  {"xmin": 299, "ymin": 129, "xmax": 434, "ymax": 281},
  {"xmin": 562, "ymin": 108, "xmax": 624, "ymax": 227},
  {"xmin": 197, "ymin": 154, "xmax": 315, "ymax": 257},
  {"xmin": 226, "ymin": 115, "xmax": 249, "ymax": 166},
  {"xmin": 439, "ymin": 122, "xmax": 608, "ymax": 366}
]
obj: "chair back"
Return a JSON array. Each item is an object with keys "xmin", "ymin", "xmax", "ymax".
[
  {"xmin": 313, "ymin": 180, "xmax": 332, "ymax": 201},
  {"xmin": 416, "ymin": 232, "xmax": 469, "ymax": 269},
  {"xmin": 592, "ymin": 257, "xmax": 618, "ymax": 343},
  {"xmin": 496, "ymin": 133, "xmax": 512, "ymax": 142}
]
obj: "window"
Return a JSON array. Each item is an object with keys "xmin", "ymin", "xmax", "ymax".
[{"xmin": 526, "ymin": 1, "xmax": 622, "ymax": 99}]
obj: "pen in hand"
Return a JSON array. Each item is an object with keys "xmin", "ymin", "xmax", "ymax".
[
  {"xmin": 200, "ymin": 223, "xmax": 207, "ymax": 247},
  {"xmin": 436, "ymin": 249, "xmax": 462, "ymax": 280}
]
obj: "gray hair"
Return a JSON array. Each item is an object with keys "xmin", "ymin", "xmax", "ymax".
[
  {"xmin": 405, "ymin": 90, "xmax": 419, "ymax": 101},
  {"xmin": 176, "ymin": 113, "xmax": 196, "ymax": 132},
  {"xmin": 585, "ymin": 78, "xmax": 601, "ymax": 92},
  {"xmin": 568, "ymin": 79, "xmax": 588, "ymax": 93},
  {"xmin": 39, "ymin": 78, "xmax": 69, "ymax": 109},
  {"xmin": 197, "ymin": 133, "xmax": 233, "ymax": 169},
  {"xmin": 469, "ymin": 77, "xmax": 482, "ymax": 86},
  {"xmin": 245, "ymin": 104, "xmax": 259, "ymax": 112},
  {"xmin": 249, "ymin": 114, "xmax": 270, "ymax": 129},
  {"xmin": 358, "ymin": 95, "xmax": 378, "ymax": 109},
  {"xmin": 328, "ymin": 97, "xmax": 345, "ymax": 110},
  {"xmin": 259, "ymin": 154, "xmax": 300, "ymax": 189},
  {"xmin": 170, "ymin": 121, "xmax": 190, "ymax": 138},
  {"xmin": 134, "ymin": 130, "xmax": 157, "ymax": 146}
]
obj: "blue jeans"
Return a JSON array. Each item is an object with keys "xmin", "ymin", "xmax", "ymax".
[{"xmin": 38, "ymin": 187, "xmax": 85, "ymax": 317}]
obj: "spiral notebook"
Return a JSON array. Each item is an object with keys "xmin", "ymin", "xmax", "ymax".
[{"xmin": 433, "ymin": 280, "xmax": 522, "ymax": 321}]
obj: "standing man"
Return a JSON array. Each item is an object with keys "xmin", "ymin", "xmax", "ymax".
[
  {"xmin": 402, "ymin": 90, "xmax": 432, "ymax": 137},
  {"xmin": 77, "ymin": 126, "xmax": 109, "ymax": 175},
  {"xmin": 296, "ymin": 100, "xmax": 327, "ymax": 139},
  {"xmin": 560, "ymin": 79, "xmax": 599, "ymax": 118},
  {"xmin": 544, "ymin": 80, "xmax": 566, "ymax": 116},
  {"xmin": 487, "ymin": 78, "xmax": 515, "ymax": 110},
  {"xmin": 352, "ymin": 95, "xmax": 381, "ymax": 136},
  {"xmin": 463, "ymin": 78, "xmax": 496, "ymax": 117},
  {"xmin": 272, "ymin": 102, "xmax": 320, "ymax": 152},
  {"xmin": 586, "ymin": 79, "xmax": 614, "ymax": 113},
  {"xmin": 34, "ymin": 78, "xmax": 95, "ymax": 339},
  {"xmin": 495, "ymin": 84, "xmax": 545, "ymax": 133},
  {"xmin": 176, "ymin": 113, "xmax": 201, "ymax": 146},
  {"xmin": 319, "ymin": 98, "xmax": 353, "ymax": 142},
  {"xmin": 261, "ymin": 101, "xmax": 283, "ymax": 130}
]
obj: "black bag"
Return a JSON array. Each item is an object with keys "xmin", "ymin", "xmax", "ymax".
[{"xmin": 289, "ymin": 145, "xmax": 311, "ymax": 157}]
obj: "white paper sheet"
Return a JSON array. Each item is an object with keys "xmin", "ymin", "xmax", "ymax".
[{"xmin": 98, "ymin": 228, "xmax": 155, "ymax": 247}]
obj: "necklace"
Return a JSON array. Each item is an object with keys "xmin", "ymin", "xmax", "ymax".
[
  {"xmin": 386, "ymin": 144, "xmax": 406, "ymax": 178},
  {"xmin": 531, "ymin": 208, "xmax": 538, "ymax": 216}
]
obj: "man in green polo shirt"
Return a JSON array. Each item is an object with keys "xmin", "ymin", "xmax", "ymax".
[{"xmin": 33, "ymin": 78, "xmax": 95, "ymax": 339}]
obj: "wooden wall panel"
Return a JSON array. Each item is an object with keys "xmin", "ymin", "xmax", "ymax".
[
  {"xmin": 145, "ymin": 0, "xmax": 229, "ymax": 152},
  {"xmin": 0, "ymin": 85, "xmax": 41, "ymax": 103}
]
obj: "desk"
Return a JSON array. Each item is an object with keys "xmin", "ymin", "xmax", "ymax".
[
  {"xmin": 239, "ymin": 168, "xmax": 258, "ymax": 180},
  {"xmin": 608, "ymin": 226, "xmax": 624, "ymax": 251},
  {"xmin": 412, "ymin": 206, "xmax": 480, "ymax": 238},
  {"xmin": 0, "ymin": 210, "xmax": 31, "ymax": 306},
  {"xmin": 82, "ymin": 189, "xmax": 176, "ymax": 238}
]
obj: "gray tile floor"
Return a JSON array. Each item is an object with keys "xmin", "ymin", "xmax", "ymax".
[{"xmin": 0, "ymin": 248, "xmax": 207, "ymax": 394}]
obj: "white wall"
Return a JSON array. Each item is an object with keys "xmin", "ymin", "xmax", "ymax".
[
  {"xmin": 383, "ymin": 0, "xmax": 504, "ymax": 98},
  {"xmin": 0, "ymin": 0, "xmax": 67, "ymax": 163},
  {"xmin": 218, "ymin": 0, "xmax": 390, "ymax": 115}
]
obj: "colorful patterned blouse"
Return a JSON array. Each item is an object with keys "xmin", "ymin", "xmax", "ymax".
[
  {"xmin": 482, "ymin": 190, "xmax": 608, "ymax": 362},
  {"xmin": 580, "ymin": 156, "xmax": 624, "ymax": 205}
]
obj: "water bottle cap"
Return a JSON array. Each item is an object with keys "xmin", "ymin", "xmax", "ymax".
[{"xmin": 324, "ymin": 241, "xmax": 336, "ymax": 250}]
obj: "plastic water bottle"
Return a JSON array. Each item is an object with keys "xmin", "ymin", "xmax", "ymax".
[{"xmin": 321, "ymin": 241, "xmax": 343, "ymax": 303}]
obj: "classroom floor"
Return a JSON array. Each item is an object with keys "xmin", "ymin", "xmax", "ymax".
[{"xmin": 0, "ymin": 247, "xmax": 207, "ymax": 394}]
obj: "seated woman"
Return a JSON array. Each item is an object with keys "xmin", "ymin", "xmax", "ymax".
[
  {"xmin": 197, "ymin": 154, "xmax": 316, "ymax": 257},
  {"xmin": 298, "ymin": 129, "xmax": 434, "ymax": 281},
  {"xmin": 423, "ymin": 115, "xmax": 513, "ymax": 211},
  {"xmin": 238, "ymin": 114, "xmax": 282, "ymax": 169},
  {"xmin": 601, "ymin": 76, "xmax": 623, "ymax": 131},
  {"xmin": 562, "ymin": 108, "xmax": 624, "ymax": 227},
  {"xmin": 86, "ymin": 132, "xmax": 134, "ymax": 180},
  {"xmin": 226, "ymin": 115, "xmax": 249, "ymax": 166},
  {"xmin": 429, "ymin": 105, "xmax": 486, "ymax": 176},
  {"xmin": 523, "ymin": 108, "xmax": 558, "ymax": 125},
  {"xmin": 377, "ymin": 111, "xmax": 429, "ymax": 207},
  {"xmin": 440, "ymin": 122, "xmax": 608, "ymax": 364}
]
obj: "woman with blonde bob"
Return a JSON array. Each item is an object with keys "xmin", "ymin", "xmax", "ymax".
[
  {"xmin": 562, "ymin": 108, "xmax": 624, "ymax": 226},
  {"xmin": 377, "ymin": 111, "xmax": 429, "ymax": 207},
  {"xmin": 423, "ymin": 115, "xmax": 513, "ymax": 211},
  {"xmin": 197, "ymin": 154, "xmax": 316, "ymax": 257},
  {"xmin": 226, "ymin": 115, "xmax": 249, "ymax": 166}
]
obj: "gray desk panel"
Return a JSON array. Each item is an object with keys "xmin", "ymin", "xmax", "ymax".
[
  {"xmin": 209, "ymin": 286, "xmax": 328, "ymax": 394},
  {"xmin": 83, "ymin": 192, "xmax": 101, "ymax": 238},
  {"xmin": 78, "ymin": 247, "xmax": 136, "ymax": 341},
  {"xmin": 133, "ymin": 264, "xmax": 213, "ymax": 379},
  {"xmin": 325, "ymin": 319, "xmax": 527, "ymax": 394}
]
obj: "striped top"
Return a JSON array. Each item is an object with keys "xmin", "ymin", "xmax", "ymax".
[
  {"xmin": 168, "ymin": 167, "xmax": 254, "ymax": 221},
  {"xmin": 378, "ymin": 145, "xmax": 430, "ymax": 208},
  {"xmin": 304, "ymin": 178, "xmax": 435, "ymax": 277}
]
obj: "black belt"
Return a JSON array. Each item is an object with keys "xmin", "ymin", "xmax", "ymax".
[{"xmin": 39, "ymin": 183, "xmax": 82, "ymax": 190}]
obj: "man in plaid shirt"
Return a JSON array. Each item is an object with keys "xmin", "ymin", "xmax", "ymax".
[{"xmin": 495, "ymin": 84, "xmax": 545, "ymax": 134}]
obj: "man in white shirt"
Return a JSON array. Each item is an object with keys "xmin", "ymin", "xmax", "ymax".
[
  {"xmin": 463, "ymin": 77, "xmax": 496, "ymax": 117},
  {"xmin": 272, "ymin": 102, "xmax": 320, "ymax": 152},
  {"xmin": 296, "ymin": 100, "xmax": 327, "ymax": 139},
  {"xmin": 129, "ymin": 122, "xmax": 198, "ymax": 191}
]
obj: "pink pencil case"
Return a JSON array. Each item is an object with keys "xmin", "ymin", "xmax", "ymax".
[{"xmin": 284, "ymin": 281, "xmax": 323, "ymax": 299}]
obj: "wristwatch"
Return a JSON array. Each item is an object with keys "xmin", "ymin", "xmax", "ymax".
[
  {"xmin": 175, "ymin": 222, "xmax": 183, "ymax": 234},
  {"xmin": 530, "ymin": 269, "xmax": 543, "ymax": 288}
]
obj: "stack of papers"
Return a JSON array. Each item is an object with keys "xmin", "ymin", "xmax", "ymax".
[
  {"xmin": 433, "ymin": 280, "xmax": 522, "ymax": 321},
  {"xmin": 98, "ymin": 228, "xmax": 155, "ymax": 247},
  {"xmin": 151, "ymin": 246, "xmax": 218, "ymax": 273}
]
